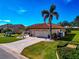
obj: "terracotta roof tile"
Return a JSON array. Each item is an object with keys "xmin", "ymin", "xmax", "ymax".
[{"xmin": 28, "ymin": 23, "xmax": 64, "ymax": 29}]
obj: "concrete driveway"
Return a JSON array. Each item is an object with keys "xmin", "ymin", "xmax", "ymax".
[{"xmin": 1, "ymin": 36, "xmax": 47, "ymax": 53}]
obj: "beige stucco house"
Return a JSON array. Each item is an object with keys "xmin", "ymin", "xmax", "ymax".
[{"xmin": 26, "ymin": 23, "xmax": 66, "ymax": 38}]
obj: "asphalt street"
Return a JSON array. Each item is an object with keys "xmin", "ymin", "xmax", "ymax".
[{"xmin": 0, "ymin": 48, "xmax": 17, "ymax": 59}]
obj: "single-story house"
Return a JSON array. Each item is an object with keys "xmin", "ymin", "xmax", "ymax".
[{"xmin": 26, "ymin": 23, "xmax": 66, "ymax": 38}]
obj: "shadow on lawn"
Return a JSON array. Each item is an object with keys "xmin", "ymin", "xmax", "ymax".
[{"xmin": 59, "ymin": 34, "xmax": 76, "ymax": 41}]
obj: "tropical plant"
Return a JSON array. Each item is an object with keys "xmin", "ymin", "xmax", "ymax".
[
  {"xmin": 3, "ymin": 28, "xmax": 13, "ymax": 37},
  {"xmin": 41, "ymin": 4, "xmax": 59, "ymax": 40}
]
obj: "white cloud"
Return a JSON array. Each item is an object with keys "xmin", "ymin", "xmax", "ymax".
[
  {"xmin": 3, "ymin": 20, "xmax": 11, "ymax": 22},
  {"xmin": 0, "ymin": 19, "xmax": 11, "ymax": 22},
  {"xmin": 17, "ymin": 9, "xmax": 27, "ymax": 14},
  {"xmin": 8, "ymin": 7, "xmax": 28, "ymax": 15},
  {"xmin": 19, "ymin": 9, "xmax": 27, "ymax": 13}
]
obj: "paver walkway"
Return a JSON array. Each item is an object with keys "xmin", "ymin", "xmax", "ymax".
[{"xmin": 1, "ymin": 36, "xmax": 47, "ymax": 53}]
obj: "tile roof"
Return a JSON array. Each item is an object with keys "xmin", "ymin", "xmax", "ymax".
[{"xmin": 28, "ymin": 23, "xmax": 64, "ymax": 29}]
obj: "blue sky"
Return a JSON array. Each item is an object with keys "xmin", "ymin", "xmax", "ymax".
[{"xmin": 0, "ymin": 0, "xmax": 79, "ymax": 26}]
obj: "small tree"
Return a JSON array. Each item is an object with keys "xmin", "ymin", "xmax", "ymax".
[
  {"xmin": 3, "ymin": 28, "xmax": 13, "ymax": 37},
  {"xmin": 59, "ymin": 21, "xmax": 71, "ymax": 26}
]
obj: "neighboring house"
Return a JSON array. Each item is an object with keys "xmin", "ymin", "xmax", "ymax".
[
  {"xmin": 26, "ymin": 23, "xmax": 66, "ymax": 38},
  {"xmin": 72, "ymin": 26, "xmax": 79, "ymax": 28},
  {"xmin": 64, "ymin": 26, "xmax": 72, "ymax": 28}
]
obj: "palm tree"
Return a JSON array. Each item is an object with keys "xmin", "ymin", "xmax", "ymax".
[{"xmin": 42, "ymin": 4, "xmax": 59, "ymax": 40}]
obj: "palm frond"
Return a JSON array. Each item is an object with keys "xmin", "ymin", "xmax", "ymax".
[
  {"xmin": 50, "ymin": 4, "xmax": 56, "ymax": 13},
  {"xmin": 41, "ymin": 10, "xmax": 49, "ymax": 17},
  {"xmin": 53, "ymin": 12, "xmax": 59, "ymax": 20}
]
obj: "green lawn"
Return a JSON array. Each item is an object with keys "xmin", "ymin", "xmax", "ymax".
[
  {"xmin": 0, "ymin": 33, "xmax": 22, "ymax": 43},
  {"xmin": 71, "ymin": 30, "xmax": 79, "ymax": 42},
  {"xmin": 21, "ymin": 41, "xmax": 58, "ymax": 59},
  {"xmin": 0, "ymin": 37, "xmax": 22, "ymax": 43}
]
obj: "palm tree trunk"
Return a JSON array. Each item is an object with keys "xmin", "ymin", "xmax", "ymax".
[{"xmin": 49, "ymin": 17, "xmax": 52, "ymax": 40}]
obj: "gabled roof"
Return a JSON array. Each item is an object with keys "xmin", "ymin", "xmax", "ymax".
[{"xmin": 27, "ymin": 23, "xmax": 64, "ymax": 29}]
